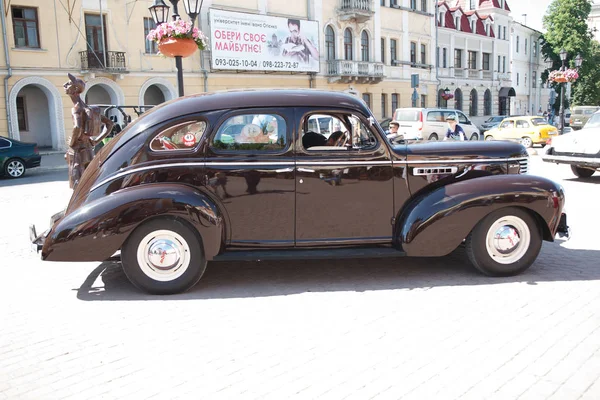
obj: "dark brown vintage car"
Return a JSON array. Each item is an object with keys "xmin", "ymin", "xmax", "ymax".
[{"xmin": 30, "ymin": 90, "xmax": 570, "ymax": 294}]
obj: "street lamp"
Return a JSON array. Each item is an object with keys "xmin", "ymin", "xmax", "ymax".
[
  {"xmin": 558, "ymin": 49, "xmax": 568, "ymax": 135},
  {"xmin": 148, "ymin": 0, "xmax": 203, "ymax": 97}
]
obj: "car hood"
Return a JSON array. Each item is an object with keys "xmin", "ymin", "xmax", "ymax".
[
  {"xmin": 393, "ymin": 140, "xmax": 528, "ymax": 160},
  {"xmin": 550, "ymin": 127, "xmax": 600, "ymax": 155}
]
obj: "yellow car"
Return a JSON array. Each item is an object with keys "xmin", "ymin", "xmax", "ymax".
[{"xmin": 484, "ymin": 116, "xmax": 559, "ymax": 148}]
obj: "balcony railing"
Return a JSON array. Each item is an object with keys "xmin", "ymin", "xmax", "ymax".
[
  {"xmin": 454, "ymin": 68, "xmax": 465, "ymax": 78},
  {"xmin": 497, "ymin": 72, "xmax": 511, "ymax": 81},
  {"xmin": 326, "ymin": 60, "xmax": 384, "ymax": 83},
  {"xmin": 80, "ymin": 51, "xmax": 127, "ymax": 72},
  {"xmin": 482, "ymin": 70, "xmax": 493, "ymax": 79},
  {"xmin": 468, "ymin": 69, "xmax": 479, "ymax": 78},
  {"xmin": 338, "ymin": 0, "xmax": 374, "ymax": 22}
]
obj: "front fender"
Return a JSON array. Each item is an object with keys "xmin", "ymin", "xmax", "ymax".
[
  {"xmin": 42, "ymin": 183, "xmax": 224, "ymax": 262},
  {"xmin": 397, "ymin": 174, "xmax": 565, "ymax": 257}
]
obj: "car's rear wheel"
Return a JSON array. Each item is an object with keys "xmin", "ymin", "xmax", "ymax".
[
  {"xmin": 470, "ymin": 133, "xmax": 479, "ymax": 141},
  {"xmin": 4, "ymin": 158, "xmax": 26, "ymax": 178},
  {"xmin": 571, "ymin": 165, "xmax": 595, "ymax": 178},
  {"xmin": 465, "ymin": 207, "xmax": 542, "ymax": 277},
  {"xmin": 428, "ymin": 133, "xmax": 438, "ymax": 141},
  {"xmin": 521, "ymin": 137, "xmax": 533, "ymax": 148},
  {"xmin": 121, "ymin": 218, "xmax": 206, "ymax": 295},
  {"xmin": 485, "ymin": 135, "xmax": 494, "ymax": 141}
]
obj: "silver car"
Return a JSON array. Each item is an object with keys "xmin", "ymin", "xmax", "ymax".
[{"xmin": 392, "ymin": 108, "xmax": 481, "ymax": 141}]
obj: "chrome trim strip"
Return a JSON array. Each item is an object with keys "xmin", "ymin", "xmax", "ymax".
[
  {"xmin": 295, "ymin": 160, "xmax": 391, "ymax": 165},
  {"xmin": 407, "ymin": 157, "xmax": 528, "ymax": 164},
  {"xmin": 541, "ymin": 154, "xmax": 600, "ymax": 163}
]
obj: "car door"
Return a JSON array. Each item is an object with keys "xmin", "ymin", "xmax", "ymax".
[
  {"xmin": 457, "ymin": 111, "xmax": 478, "ymax": 140},
  {"xmin": 425, "ymin": 110, "xmax": 446, "ymax": 140},
  {"xmin": 294, "ymin": 108, "xmax": 394, "ymax": 245},
  {"xmin": 204, "ymin": 108, "xmax": 295, "ymax": 247},
  {"xmin": 497, "ymin": 119, "xmax": 516, "ymax": 139},
  {"xmin": 515, "ymin": 119, "xmax": 533, "ymax": 140}
]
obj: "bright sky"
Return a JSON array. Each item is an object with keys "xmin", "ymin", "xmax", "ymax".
[{"xmin": 508, "ymin": 0, "xmax": 554, "ymax": 32}]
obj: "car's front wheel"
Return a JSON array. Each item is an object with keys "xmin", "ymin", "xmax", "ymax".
[
  {"xmin": 571, "ymin": 165, "xmax": 595, "ymax": 178},
  {"xmin": 465, "ymin": 207, "xmax": 542, "ymax": 277},
  {"xmin": 121, "ymin": 218, "xmax": 207, "ymax": 294},
  {"xmin": 4, "ymin": 158, "xmax": 26, "ymax": 178},
  {"xmin": 485, "ymin": 135, "xmax": 494, "ymax": 141},
  {"xmin": 470, "ymin": 133, "xmax": 479, "ymax": 141}
]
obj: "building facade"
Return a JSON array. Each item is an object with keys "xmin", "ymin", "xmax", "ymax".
[
  {"xmin": 510, "ymin": 21, "xmax": 549, "ymax": 116},
  {"xmin": 0, "ymin": 0, "xmax": 438, "ymax": 149}
]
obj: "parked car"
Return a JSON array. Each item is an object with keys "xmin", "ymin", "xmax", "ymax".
[
  {"xmin": 484, "ymin": 116, "xmax": 559, "ymax": 148},
  {"xmin": 480, "ymin": 116, "xmax": 506, "ymax": 133},
  {"xmin": 31, "ymin": 89, "xmax": 569, "ymax": 294},
  {"xmin": 583, "ymin": 109, "xmax": 600, "ymax": 129},
  {"xmin": 392, "ymin": 108, "xmax": 481, "ymax": 141},
  {"xmin": 0, "ymin": 137, "xmax": 41, "ymax": 178},
  {"xmin": 569, "ymin": 106, "xmax": 599, "ymax": 130},
  {"xmin": 542, "ymin": 126, "xmax": 600, "ymax": 178}
]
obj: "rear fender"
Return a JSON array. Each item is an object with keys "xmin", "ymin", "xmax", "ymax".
[
  {"xmin": 42, "ymin": 183, "xmax": 224, "ymax": 262},
  {"xmin": 396, "ymin": 174, "xmax": 565, "ymax": 257}
]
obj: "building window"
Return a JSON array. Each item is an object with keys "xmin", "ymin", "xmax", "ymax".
[
  {"xmin": 533, "ymin": 71, "xmax": 537, "ymax": 88},
  {"xmin": 361, "ymin": 31, "xmax": 369, "ymax": 62},
  {"xmin": 497, "ymin": 55, "xmax": 501, "ymax": 71},
  {"xmin": 11, "ymin": 7, "xmax": 40, "ymax": 48},
  {"xmin": 325, "ymin": 26, "xmax": 336, "ymax": 61},
  {"xmin": 471, "ymin": 20, "xmax": 475, "ymax": 32},
  {"xmin": 420, "ymin": 44, "xmax": 426, "ymax": 65},
  {"xmin": 468, "ymin": 51, "xmax": 477, "ymax": 70},
  {"xmin": 484, "ymin": 89, "xmax": 492, "ymax": 115},
  {"xmin": 443, "ymin": 48, "xmax": 447, "ymax": 68},
  {"xmin": 469, "ymin": 89, "xmax": 478, "ymax": 116},
  {"xmin": 516, "ymin": 36, "xmax": 520, "ymax": 53},
  {"xmin": 421, "ymin": 0, "xmax": 427, "ymax": 12},
  {"xmin": 381, "ymin": 38, "xmax": 385, "ymax": 63},
  {"xmin": 362, "ymin": 93, "xmax": 371, "ymax": 110},
  {"xmin": 525, "ymin": 38, "xmax": 528, "ymax": 54},
  {"xmin": 533, "ymin": 41, "xmax": 538, "ymax": 57},
  {"xmin": 525, "ymin": 74, "xmax": 527, "ymax": 87},
  {"xmin": 390, "ymin": 0, "xmax": 397, "ymax": 6},
  {"xmin": 455, "ymin": 17, "xmax": 460, "ymax": 30},
  {"xmin": 455, "ymin": 49, "xmax": 462, "ymax": 69},
  {"xmin": 16, "ymin": 96, "xmax": 28, "ymax": 131},
  {"xmin": 485, "ymin": 23, "xmax": 489, "ymax": 36},
  {"xmin": 390, "ymin": 39, "xmax": 397, "ymax": 64},
  {"xmin": 410, "ymin": 0, "xmax": 416, "ymax": 9},
  {"xmin": 517, "ymin": 73, "xmax": 520, "ymax": 86},
  {"xmin": 144, "ymin": 18, "xmax": 158, "ymax": 54},
  {"xmin": 502, "ymin": 56, "xmax": 506, "ymax": 72},
  {"xmin": 420, "ymin": 94, "xmax": 426, "ymax": 108},
  {"xmin": 470, "ymin": 0, "xmax": 476, "ymax": 8},
  {"xmin": 344, "ymin": 29, "xmax": 353, "ymax": 60},
  {"xmin": 381, "ymin": 94, "xmax": 387, "ymax": 118},
  {"xmin": 410, "ymin": 42, "xmax": 417, "ymax": 64},
  {"xmin": 391, "ymin": 93, "xmax": 398, "ymax": 112},
  {"xmin": 503, "ymin": 26, "xmax": 506, "ymax": 40},
  {"xmin": 483, "ymin": 53, "xmax": 490, "ymax": 70},
  {"xmin": 381, "ymin": 0, "xmax": 385, "ymax": 5}
]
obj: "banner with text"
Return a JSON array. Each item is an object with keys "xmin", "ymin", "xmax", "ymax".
[{"xmin": 209, "ymin": 9, "xmax": 320, "ymax": 73}]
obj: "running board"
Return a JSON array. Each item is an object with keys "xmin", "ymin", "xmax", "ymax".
[{"xmin": 211, "ymin": 247, "xmax": 406, "ymax": 262}]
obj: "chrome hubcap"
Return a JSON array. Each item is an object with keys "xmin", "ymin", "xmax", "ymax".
[
  {"xmin": 137, "ymin": 230, "xmax": 190, "ymax": 281},
  {"xmin": 522, "ymin": 138, "xmax": 532, "ymax": 147},
  {"xmin": 485, "ymin": 216, "xmax": 530, "ymax": 265},
  {"xmin": 7, "ymin": 161, "xmax": 24, "ymax": 177}
]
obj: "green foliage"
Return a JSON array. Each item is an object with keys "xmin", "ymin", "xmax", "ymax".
[{"xmin": 542, "ymin": 0, "xmax": 598, "ymax": 106}]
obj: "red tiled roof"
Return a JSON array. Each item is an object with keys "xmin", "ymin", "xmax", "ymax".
[{"xmin": 437, "ymin": 1, "xmax": 495, "ymax": 37}]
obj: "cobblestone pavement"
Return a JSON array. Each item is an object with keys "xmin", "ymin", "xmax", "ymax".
[{"xmin": 1, "ymin": 155, "xmax": 599, "ymax": 400}]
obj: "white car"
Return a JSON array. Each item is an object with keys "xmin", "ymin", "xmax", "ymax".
[{"xmin": 541, "ymin": 127, "xmax": 600, "ymax": 178}]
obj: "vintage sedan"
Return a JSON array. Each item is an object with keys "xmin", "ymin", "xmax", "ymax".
[
  {"xmin": 30, "ymin": 90, "xmax": 569, "ymax": 294},
  {"xmin": 0, "ymin": 137, "xmax": 41, "ymax": 178},
  {"xmin": 542, "ymin": 126, "xmax": 600, "ymax": 178},
  {"xmin": 484, "ymin": 116, "xmax": 558, "ymax": 148}
]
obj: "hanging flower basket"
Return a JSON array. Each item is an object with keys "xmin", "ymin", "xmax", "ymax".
[
  {"xmin": 441, "ymin": 93, "xmax": 454, "ymax": 100},
  {"xmin": 549, "ymin": 68, "xmax": 579, "ymax": 83},
  {"xmin": 158, "ymin": 38, "xmax": 198, "ymax": 57},
  {"xmin": 147, "ymin": 19, "xmax": 208, "ymax": 58}
]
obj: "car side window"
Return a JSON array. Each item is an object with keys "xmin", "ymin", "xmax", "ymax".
[
  {"xmin": 516, "ymin": 120, "xmax": 530, "ymax": 128},
  {"xmin": 500, "ymin": 120, "xmax": 514, "ymax": 129},
  {"xmin": 457, "ymin": 112, "xmax": 469, "ymax": 124},
  {"xmin": 302, "ymin": 113, "xmax": 378, "ymax": 151},
  {"xmin": 0, "ymin": 138, "xmax": 10, "ymax": 149},
  {"xmin": 150, "ymin": 120, "xmax": 206, "ymax": 151},
  {"xmin": 212, "ymin": 113, "xmax": 287, "ymax": 151},
  {"xmin": 442, "ymin": 111, "xmax": 456, "ymax": 121},
  {"xmin": 427, "ymin": 111, "xmax": 443, "ymax": 122}
]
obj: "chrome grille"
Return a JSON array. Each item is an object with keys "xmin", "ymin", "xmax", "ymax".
[{"xmin": 518, "ymin": 158, "xmax": 529, "ymax": 174}]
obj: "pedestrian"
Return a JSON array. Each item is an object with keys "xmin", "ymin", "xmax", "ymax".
[
  {"xmin": 443, "ymin": 114, "xmax": 466, "ymax": 141},
  {"xmin": 386, "ymin": 121, "xmax": 401, "ymax": 140}
]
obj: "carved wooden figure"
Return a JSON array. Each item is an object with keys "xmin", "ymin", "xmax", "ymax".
[{"xmin": 63, "ymin": 73, "xmax": 113, "ymax": 189}]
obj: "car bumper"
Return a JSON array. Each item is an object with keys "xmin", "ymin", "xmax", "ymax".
[
  {"xmin": 29, "ymin": 209, "xmax": 65, "ymax": 254},
  {"xmin": 556, "ymin": 212, "xmax": 570, "ymax": 240},
  {"xmin": 541, "ymin": 153, "xmax": 600, "ymax": 168},
  {"xmin": 25, "ymin": 155, "xmax": 42, "ymax": 168}
]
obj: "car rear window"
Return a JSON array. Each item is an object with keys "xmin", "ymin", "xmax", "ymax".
[
  {"xmin": 395, "ymin": 110, "xmax": 420, "ymax": 121},
  {"xmin": 574, "ymin": 109, "xmax": 583, "ymax": 115},
  {"xmin": 531, "ymin": 118, "xmax": 548, "ymax": 126}
]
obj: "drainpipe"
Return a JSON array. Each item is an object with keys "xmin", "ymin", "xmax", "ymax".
[
  {"xmin": 434, "ymin": 0, "xmax": 440, "ymax": 91},
  {"xmin": 1, "ymin": 0, "xmax": 13, "ymax": 139},
  {"xmin": 99, "ymin": 0, "xmax": 107, "ymax": 68},
  {"xmin": 198, "ymin": 14, "xmax": 208, "ymax": 92},
  {"xmin": 307, "ymin": 0, "xmax": 314, "ymax": 88}
]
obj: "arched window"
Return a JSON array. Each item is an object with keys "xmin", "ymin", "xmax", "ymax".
[
  {"xmin": 469, "ymin": 89, "xmax": 478, "ymax": 116},
  {"xmin": 361, "ymin": 31, "xmax": 369, "ymax": 61},
  {"xmin": 438, "ymin": 89, "xmax": 448, "ymax": 108},
  {"xmin": 325, "ymin": 26, "xmax": 335, "ymax": 61},
  {"xmin": 344, "ymin": 29, "xmax": 353, "ymax": 61},
  {"xmin": 484, "ymin": 89, "xmax": 492, "ymax": 115},
  {"xmin": 454, "ymin": 88, "xmax": 463, "ymax": 111}
]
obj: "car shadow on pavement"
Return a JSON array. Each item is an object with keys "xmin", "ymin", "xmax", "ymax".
[
  {"xmin": 0, "ymin": 170, "xmax": 68, "ymax": 187},
  {"xmin": 76, "ymin": 242, "xmax": 600, "ymax": 301},
  {"xmin": 564, "ymin": 176, "xmax": 600, "ymax": 184}
]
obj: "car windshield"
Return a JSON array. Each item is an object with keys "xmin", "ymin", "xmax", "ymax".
[
  {"xmin": 486, "ymin": 116, "xmax": 503, "ymax": 123},
  {"xmin": 584, "ymin": 113, "xmax": 600, "ymax": 128},
  {"xmin": 395, "ymin": 110, "xmax": 420, "ymax": 121},
  {"xmin": 531, "ymin": 118, "xmax": 548, "ymax": 126}
]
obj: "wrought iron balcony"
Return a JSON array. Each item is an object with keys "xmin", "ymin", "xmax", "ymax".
[
  {"xmin": 338, "ymin": 0, "xmax": 374, "ymax": 23},
  {"xmin": 80, "ymin": 51, "xmax": 127, "ymax": 72},
  {"xmin": 326, "ymin": 60, "xmax": 384, "ymax": 83}
]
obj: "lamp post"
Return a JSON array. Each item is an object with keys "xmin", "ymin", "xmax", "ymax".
[
  {"xmin": 148, "ymin": 0, "xmax": 202, "ymax": 97},
  {"xmin": 558, "ymin": 49, "xmax": 567, "ymax": 135}
]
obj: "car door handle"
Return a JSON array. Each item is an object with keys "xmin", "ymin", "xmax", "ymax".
[
  {"xmin": 275, "ymin": 168, "xmax": 293, "ymax": 173},
  {"xmin": 297, "ymin": 168, "xmax": 315, "ymax": 173}
]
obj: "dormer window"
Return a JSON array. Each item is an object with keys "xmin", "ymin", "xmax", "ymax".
[
  {"xmin": 455, "ymin": 16, "xmax": 460, "ymax": 30},
  {"xmin": 439, "ymin": 12, "xmax": 444, "ymax": 26},
  {"xmin": 470, "ymin": 0, "xmax": 476, "ymax": 9},
  {"xmin": 471, "ymin": 20, "xmax": 476, "ymax": 32}
]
